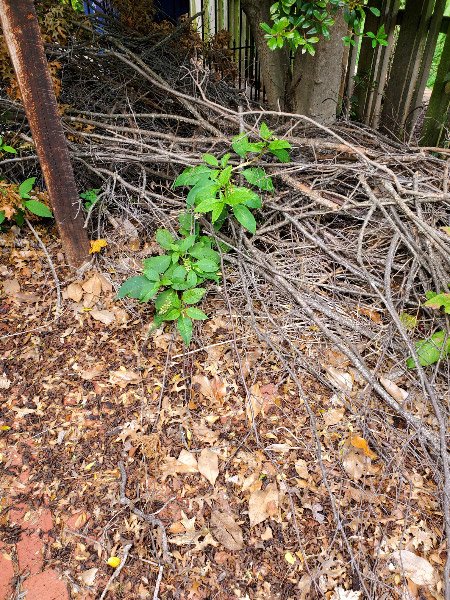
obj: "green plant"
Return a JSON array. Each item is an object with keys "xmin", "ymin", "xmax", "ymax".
[
  {"xmin": 117, "ymin": 123, "xmax": 291, "ymax": 345},
  {"xmin": 117, "ymin": 212, "xmax": 220, "ymax": 345},
  {"xmin": 0, "ymin": 136, "xmax": 16, "ymax": 155},
  {"xmin": 261, "ymin": 1, "xmax": 387, "ymax": 55},
  {"xmin": 0, "ymin": 177, "xmax": 53, "ymax": 227},
  {"xmin": 406, "ymin": 290, "xmax": 450, "ymax": 368},
  {"xmin": 80, "ymin": 188, "xmax": 101, "ymax": 211}
]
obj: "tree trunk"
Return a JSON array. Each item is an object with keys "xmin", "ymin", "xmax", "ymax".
[
  {"xmin": 421, "ymin": 19, "xmax": 450, "ymax": 147},
  {"xmin": 290, "ymin": 9, "xmax": 348, "ymax": 124},
  {"xmin": 240, "ymin": 0, "xmax": 291, "ymax": 110},
  {"xmin": 0, "ymin": 0, "xmax": 90, "ymax": 267}
]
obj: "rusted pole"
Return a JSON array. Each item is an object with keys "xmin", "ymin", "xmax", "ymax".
[{"xmin": 0, "ymin": 0, "xmax": 90, "ymax": 267}]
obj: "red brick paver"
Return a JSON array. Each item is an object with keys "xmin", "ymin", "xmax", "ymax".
[
  {"xmin": 0, "ymin": 544, "xmax": 15, "ymax": 600},
  {"xmin": 22, "ymin": 569, "xmax": 69, "ymax": 600},
  {"xmin": 17, "ymin": 532, "xmax": 45, "ymax": 575}
]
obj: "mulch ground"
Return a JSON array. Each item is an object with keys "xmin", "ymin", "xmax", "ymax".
[{"xmin": 0, "ymin": 224, "xmax": 445, "ymax": 600}]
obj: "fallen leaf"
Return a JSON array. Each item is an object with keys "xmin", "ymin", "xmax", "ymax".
[
  {"xmin": 323, "ymin": 408, "xmax": 345, "ymax": 426},
  {"xmin": 380, "ymin": 377, "xmax": 408, "ymax": 402},
  {"xmin": 0, "ymin": 374, "xmax": 11, "ymax": 390},
  {"xmin": 294, "ymin": 459, "xmax": 309, "ymax": 480},
  {"xmin": 191, "ymin": 422, "xmax": 219, "ymax": 444},
  {"xmin": 2, "ymin": 279, "xmax": 20, "ymax": 296},
  {"xmin": 331, "ymin": 588, "xmax": 362, "ymax": 600},
  {"xmin": 109, "ymin": 367, "xmax": 140, "ymax": 387},
  {"xmin": 107, "ymin": 556, "xmax": 121, "ymax": 568},
  {"xmin": 90, "ymin": 309, "xmax": 115, "ymax": 325},
  {"xmin": 192, "ymin": 375, "xmax": 227, "ymax": 403},
  {"xmin": 66, "ymin": 282, "xmax": 83, "ymax": 303},
  {"xmin": 261, "ymin": 526, "xmax": 273, "ymax": 541},
  {"xmin": 390, "ymin": 550, "xmax": 436, "ymax": 586},
  {"xmin": 161, "ymin": 450, "xmax": 198, "ymax": 480},
  {"xmin": 82, "ymin": 274, "xmax": 103, "ymax": 297},
  {"xmin": 284, "ymin": 551, "xmax": 296, "ymax": 565},
  {"xmin": 198, "ymin": 448, "xmax": 219, "ymax": 486},
  {"xmin": 248, "ymin": 483, "xmax": 279, "ymax": 527},
  {"xmin": 169, "ymin": 511, "xmax": 217, "ymax": 551},
  {"xmin": 80, "ymin": 567, "xmax": 98, "ymax": 586},
  {"xmin": 350, "ymin": 436, "xmax": 377, "ymax": 459},
  {"xmin": 325, "ymin": 366, "xmax": 353, "ymax": 392},
  {"xmin": 89, "ymin": 239, "xmax": 108, "ymax": 254},
  {"xmin": 342, "ymin": 447, "xmax": 377, "ymax": 482},
  {"xmin": 210, "ymin": 510, "xmax": 244, "ymax": 551}
]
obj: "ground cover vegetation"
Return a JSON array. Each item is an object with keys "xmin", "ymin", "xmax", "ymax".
[{"xmin": 1, "ymin": 2, "xmax": 450, "ymax": 600}]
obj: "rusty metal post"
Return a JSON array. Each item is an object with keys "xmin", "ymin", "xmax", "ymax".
[{"xmin": 0, "ymin": 0, "xmax": 90, "ymax": 267}]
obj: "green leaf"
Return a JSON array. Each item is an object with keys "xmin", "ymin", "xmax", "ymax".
[
  {"xmin": 24, "ymin": 200, "xmax": 53, "ymax": 218},
  {"xmin": 268, "ymin": 140, "xmax": 292, "ymax": 150},
  {"xmin": 186, "ymin": 307, "xmax": 208, "ymax": 320},
  {"xmin": 177, "ymin": 234, "xmax": 196, "ymax": 252},
  {"xmin": 202, "ymin": 153, "xmax": 219, "ymax": 166},
  {"xmin": 212, "ymin": 203, "xmax": 226, "ymax": 223},
  {"xmin": 195, "ymin": 197, "xmax": 223, "ymax": 214},
  {"xmin": 155, "ymin": 289, "xmax": 181, "ymax": 314},
  {"xmin": 399, "ymin": 312, "xmax": 418, "ymax": 330},
  {"xmin": 259, "ymin": 122, "xmax": 272, "ymax": 140},
  {"xmin": 173, "ymin": 165, "xmax": 214, "ymax": 188},
  {"xmin": 424, "ymin": 293, "xmax": 450, "ymax": 314},
  {"xmin": 186, "ymin": 270, "xmax": 198, "ymax": 288},
  {"xmin": 182, "ymin": 287, "xmax": 206, "ymax": 305},
  {"xmin": 242, "ymin": 167, "xmax": 274, "ymax": 192},
  {"xmin": 177, "ymin": 316, "xmax": 193, "ymax": 345},
  {"xmin": 187, "ymin": 180, "xmax": 219, "ymax": 207},
  {"xmin": 226, "ymin": 187, "xmax": 261, "ymax": 208},
  {"xmin": 143, "ymin": 255, "xmax": 172, "ymax": 280},
  {"xmin": 178, "ymin": 211, "xmax": 196, "ymax": 234},
  {"xmin": 195, "ymin": 258, "xmax": 219, "ymax": 273},
  {"xmin": 270, "ymin": 148, "xmax": 291, "ymax": 163},
  {"xmin": 156, "ymin": 229, "xmax": 175, "ymax": 250},
  {"xmin": 172, "ymin": 265, "xmax": 187, "ymax": 281},
  {"xmin": 189, "ymin": 244, "xmax": 219, "ymax": 262},
  {"xmin": 406, "ymin": 330, "xmax": 450, "ymax": 368},
  {"xmin": 1, "ymin": 145, "xmax": 16, "ymax": 154},
  {"xmin": 218, "ymin": 165, "xmax": 233, "ymax": 186},
  {"xmin": 18, "ymin": 177, "xmax": 36, "ymax": 199},
  {"xmin": 117, "ymin": 276, "xmax": 159, "ymax": 302},
  {"xmin": 221, "ymin": 153, "xmax": 231, "ymax": 167},
  {"xmin": 0, "ymin": 211, "xmax": 5, "ymax": 225},
  {"xmin": 232, "ymin": 204, "xmax": 257, "ymax": 234},
  {"xmin": 369, "ymin": 6, "xmax": 381, "ymax": 16},
  {"xmin": 162, "ymin": 308, "xmax": 181, "ymax": 321},
  {"xmin": 232, "ymin": 133, "xmax": 251, "ymax": 157}
]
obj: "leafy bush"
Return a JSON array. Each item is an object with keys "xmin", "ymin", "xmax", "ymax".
[
  {"xmin": 117, "ymin": 123, "xmax": 291, "ymax": 344},
  {"xmin": 0, "ymin": 177, "xmax": 53, "ymax": 227}
]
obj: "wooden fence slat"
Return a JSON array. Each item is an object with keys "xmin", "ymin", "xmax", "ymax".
[
  {"xmin": 407, "ymin": 0, "xmax": 446, "ymax": 137},
  {"xmin": 381, "ymin": 0, "xmax": 435, "ymax": 138}
]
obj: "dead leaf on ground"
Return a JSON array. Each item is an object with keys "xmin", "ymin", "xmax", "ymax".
[
  {"xmin": 109, "ymin": 367, "xmax": 140, "ymax": 387},
  {"xmin": 90, "ymin": 309, "xmax": 115, "ymax": 325},
  {"xmin": 169, "ymin": 511, "xmax": 217, "ymax": 552},
  {"xmin": 248, "ymin": 483, "xmax": 279, "ymax": 527},
  {"xmin": 210, "ymin": 510, "xmax": 244, "ymax": 551},
  {"xmin": 198, "ymin": 448, "xmax": 219, "ymax": 486},
  {"xmin": 325, "ymin": 366, "xmax": 353, "ymax": 392},
  {"xmin": 342, "ymin": 446, "xmax": 378, "ymax": 482},
  {"xmin": 0, "ymin": 373, "xmax": 12, "ymax": 390},
  {"xmin": 66, "ymin": 282, "xmax": 83, "ymax": 303},
  {"xmin": 191, "ymin": 422, "xmax": 220, "ymax": 444},
  {"xmin": 161, "ymin": 450, "xmax": 198, "ymax": 480},
  {"xmin": 350, "ymin": 436, "xmax": 377, "ymax": 459},
  {"xmin": 380, "ymin": 377, "xmax": 408, "ymax": 403},
  {"xmin": 331, "ymin": 588, "xmax": 362, "ymax": 600},
  {"xmin": 390, "ymin": 550, "xmax": 436, "ymax": 586},
  {"xmin": 323, "ymin": 407, "xmax": 345, "ymax": 426},
  {"xmin": 192, "ymin": 375, "xmax": 227, "ymax": 403},
  {"xmin": 79, "ymin": 567, "xmax": 98, "ymax": 586},
  {"xmin": 2, "ymin": 279, "xmax": 20, "ymax": 296}
]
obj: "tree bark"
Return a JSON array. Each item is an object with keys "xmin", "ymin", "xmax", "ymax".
[
  {"xmin": 290, "ymin": 9, "xmax": 348, "ymax": 124},
  {"xmin": 240, "ymin": 0, "xmax": 291, "ymax": 111},
  {"xmin": 0, "ymin": 0, "xmax": 90, "ymax": 267}
]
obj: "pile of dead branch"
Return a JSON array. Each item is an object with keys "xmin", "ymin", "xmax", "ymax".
[{"xmin": 1, "ymin": 20, "xmax": 450, "ymax": 599}]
